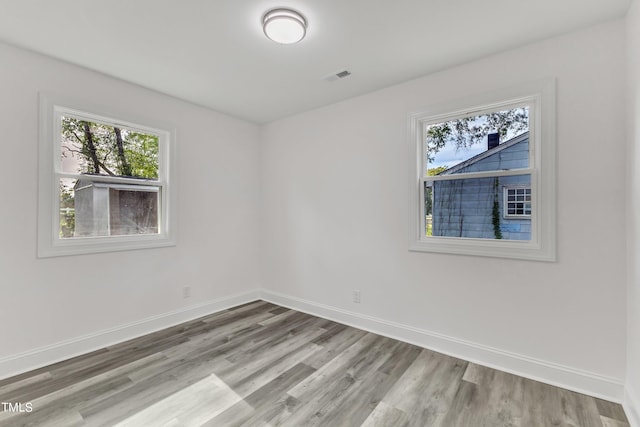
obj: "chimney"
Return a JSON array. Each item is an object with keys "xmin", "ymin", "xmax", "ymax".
[{"xmin": 487, "ymin": 133, "xmax": 500, "ymax": 150}]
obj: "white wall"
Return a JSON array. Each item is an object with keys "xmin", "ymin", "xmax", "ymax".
[
  {"xmin": 261, "ymin": 20, "xmax": 628, "ymax": 398},
  {"xmin": 627, "ymin": 0, "xmax": 640, "ymax": 423},
  {"xmin": 0, "ymin": 42, "xmax": 261, "ymax": 373}
]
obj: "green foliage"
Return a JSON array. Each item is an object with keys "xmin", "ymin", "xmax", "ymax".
[
  {"xmin": 61, "ymin": 117, "xmax": 159, "ymax": 179},
  {"xmin": 123, "ymin": 132, "xmax": 159, "ymax": 179},
  {"xmin": 425, "ymin": 107, "xmax": 529, "ymax": 163},
  {"xmin": 427, "ymin": 165, "xmax": 449, "ymax": 176},
  {"xmin": 425, "ymin": 186, "xmax": 433, "ymax": 232},
  {"xmin": 492, "ymin": 177, "xmax": 502, "ymax": 240},
  {"xmin": 59, "ymin": 183, "xmax": 75, "ymax": 238}
]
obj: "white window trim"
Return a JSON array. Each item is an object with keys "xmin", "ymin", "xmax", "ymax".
[
  {"xmin": 503, "ymin": 185, "xmax": 532, "ymax": 219},
  {"xmin": 408, "ymin": 78, "xmax": 556, "ymax": 261},
  {"xmin": 38, "ymin": 92, "xmax": 178, "ymax": 257}
]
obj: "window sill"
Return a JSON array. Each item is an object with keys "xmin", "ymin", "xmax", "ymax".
[
  {"xmin": 409, "ymin": 237, "xmax": 555, "ymax": 262},
  {"xmin": 37, "ymin": 234, "xmax": 176, "ymax": 258}
]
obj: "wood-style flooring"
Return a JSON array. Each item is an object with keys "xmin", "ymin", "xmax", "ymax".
[{"xmin": 0, "ymin": 300, "xmax": 630, "ymax": 426}]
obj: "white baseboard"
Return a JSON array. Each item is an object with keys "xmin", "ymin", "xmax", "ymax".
[
  {"xmin": 0, "ymin": 289, "xmax": 261, "ymax": 381},
  {"xmin": 260, "ymin": 289, "xmax": 625, "ymax": 403},
  {"xmin": 626, "ymin": 385, "xmax": 640, "ymax": 427}
]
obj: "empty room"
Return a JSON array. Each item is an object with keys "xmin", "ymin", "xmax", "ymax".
[{"xmin": 0, "ymin": 0, "xmax": 639, "ymax": 426}]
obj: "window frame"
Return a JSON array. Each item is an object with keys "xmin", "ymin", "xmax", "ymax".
[
  {"xmin": 408, "ymin": 79, "xmax": 556, "ymax": 261},
  {"xmin": 38, "ymin": 92, "xmax": 177, "ymax": 257}
]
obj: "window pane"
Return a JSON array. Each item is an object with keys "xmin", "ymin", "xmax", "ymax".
[
  {"xmin": 61, "ymin": 116, "xmax": 159, "ymax": 179},
  {"xmin": 59, "ymin": 179, "xmax": 159, "ymax": 238},
  {"xmin": 425, "ymin": 106, "xmax": 529, "ymax": 175},
  {"xmin": 59, "ymin": 178, "xmax": 76, "ymax": 238},
  {"xmin": 424, "ymin": 185, "xmax": 433, "ymax": 236},
  {"xmin": 108, "ymin": 188, "xmax": 159, "ymax": 236},
  {"xmin": 424, "ymin": 174, "xmax": 532, "ymax": 241}
]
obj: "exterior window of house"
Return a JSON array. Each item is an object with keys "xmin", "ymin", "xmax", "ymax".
[
  {"xmin": 38, "ymin": 93, "xmax": 176, "ymax": 257},
  {"xmin": 409, "ymin": 79, "xmax": 556, "ymax": 261},
  {"xmin": 504, "ymin": 187, "xmax": 532, "ymax": 218}
]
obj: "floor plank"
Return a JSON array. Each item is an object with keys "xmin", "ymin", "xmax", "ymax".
[{"xmin": 0, "ymin": 301, "xmax": 630, "ymax": 427}]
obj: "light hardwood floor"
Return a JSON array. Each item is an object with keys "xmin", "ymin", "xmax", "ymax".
[{"xmin": 0, "ymin": 301, "xmax": 630, "ymax": 426}]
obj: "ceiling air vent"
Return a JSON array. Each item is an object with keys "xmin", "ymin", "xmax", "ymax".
[{"xmin": 323, "ymin": 69, "xmax": 352, "ymax": 82}]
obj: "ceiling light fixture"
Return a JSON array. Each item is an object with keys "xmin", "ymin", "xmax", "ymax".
[{"xmin": 262, "ymin": 8, "xmax": 307, "ymax": 44}]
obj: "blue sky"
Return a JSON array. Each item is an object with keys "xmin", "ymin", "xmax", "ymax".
[{"xmin": 429, "ymin": 143, "xmax": 486, "ymax": 170}]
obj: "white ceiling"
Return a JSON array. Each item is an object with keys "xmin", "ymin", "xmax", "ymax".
[{"xmin": 0, "ymin": 0, "xmax": 631, "ymax": 123}]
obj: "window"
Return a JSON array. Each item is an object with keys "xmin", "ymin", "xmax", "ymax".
[
  {"xmin": 409, "ymin": 79, "xmax": 556, "ymax": 261},
  {"xmin": 504, "ymin": 186, "xmax": 532, "ymax": 218},
  {"xmin": 38, "ymin": 93, "xmax": 176, "ymax": 257}
]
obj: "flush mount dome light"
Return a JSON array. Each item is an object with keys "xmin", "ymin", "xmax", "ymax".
[{"xmin": 263, "ymin": 8, "xmax": 307, "ymax": 44}]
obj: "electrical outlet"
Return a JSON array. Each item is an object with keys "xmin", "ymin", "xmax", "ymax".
[
  {"xmin": 183, "ymin": 286, "xmax": 191, "ymax": 299},
  {"xmin": 353, "ymin": 290, "xmax": 361, "ymax": 303}
]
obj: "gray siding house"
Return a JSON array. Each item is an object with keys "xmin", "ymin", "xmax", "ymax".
[{"xmin": 429, "ymin": 132, "xmax": 531, "ymax": 240}]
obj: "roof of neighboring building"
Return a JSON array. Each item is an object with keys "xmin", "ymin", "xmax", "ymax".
[{"xmin": 438, "ymin": 131, "xmax": 529, "ymax": 175}]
